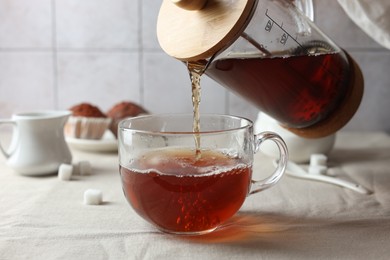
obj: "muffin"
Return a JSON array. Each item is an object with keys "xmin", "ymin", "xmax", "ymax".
[
  {"xmin": 64, "ymin": 103, "xmax": 111, "ymax": 140},
  {"xmin": 107, "ymin": 101, "xmax": 148, "ymax": 137}
]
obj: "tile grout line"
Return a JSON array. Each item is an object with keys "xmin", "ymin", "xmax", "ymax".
[
  {"xmin": 51, "ymin": 0, "xmax": 59, "ymax": 110},
  {"xmin": 138, "ymin": 0, "xmax": 145, "ymax": 105}
]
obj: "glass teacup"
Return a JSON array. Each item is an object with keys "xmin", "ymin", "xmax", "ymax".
[{"xmin": 118, "ymin": 114, "xmax": 288, "ymax": 235}]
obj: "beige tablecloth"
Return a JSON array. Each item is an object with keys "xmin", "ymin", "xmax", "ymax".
[{"xmin": 1, "ymin": 132, "xmax": 390, "ymax": 259}]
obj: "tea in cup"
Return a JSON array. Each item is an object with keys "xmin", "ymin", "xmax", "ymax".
[{"xmin": 118, "ymin": 114, "xmax": 288, "ymax": 235}]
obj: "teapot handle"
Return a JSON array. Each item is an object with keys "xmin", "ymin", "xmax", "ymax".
[{"xmin": 0, "ymin": 120, "xmax": 17, "ymax": 159}]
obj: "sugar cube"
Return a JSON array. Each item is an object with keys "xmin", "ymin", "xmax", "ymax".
[
  {"xmin": 83, "ymin": 189, "xmax": 103, "ymax": 205},
  {"xmin": 58, "ymin": 164, "xmax": 73, "ymax": 181}
]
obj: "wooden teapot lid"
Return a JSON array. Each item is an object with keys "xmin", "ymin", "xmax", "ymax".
[{"xmin": 157, "ymin": 0, "xmax": 257, "ymax": 61}]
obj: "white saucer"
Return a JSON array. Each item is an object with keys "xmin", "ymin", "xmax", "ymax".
[{"xmin": 66, "ymin": 131, "xmax": 118, "ymax": 153}]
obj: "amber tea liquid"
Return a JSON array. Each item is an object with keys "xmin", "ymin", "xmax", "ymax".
[
  {"xmin": 120, "ymin": 148, "xmax": 252, "ymax": 234},
  {"xmin": 206, "ymin": 52, "xmax": 351, "ymax": 128}
]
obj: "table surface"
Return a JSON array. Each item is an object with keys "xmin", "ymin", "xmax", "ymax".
[{"xmin": 1, "ymin": 131, "xmax": 390, "ymax": 260}]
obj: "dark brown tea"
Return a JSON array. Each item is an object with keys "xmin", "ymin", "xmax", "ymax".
[
  {"xmin": 120, "ymin": 148, "xmax": 252, "ymax": 234},
  {"xmin": 206, "ymin": 52, "xmax": 351, "ymax": 128}
]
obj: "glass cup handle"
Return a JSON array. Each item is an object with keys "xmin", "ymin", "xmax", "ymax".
[{"xmin": 249, "ymin": 131, "xmax": 288, "ymax": 195}]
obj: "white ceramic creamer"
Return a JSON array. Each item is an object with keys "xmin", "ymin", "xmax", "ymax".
[{"xmin": 0, "ymin": 111, "xmax": 72, "ymax": 175}]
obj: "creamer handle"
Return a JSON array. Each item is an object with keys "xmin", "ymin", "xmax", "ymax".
[{"xmin": 0, "ymin": 120, "xmax": 16, "ymax": 159}]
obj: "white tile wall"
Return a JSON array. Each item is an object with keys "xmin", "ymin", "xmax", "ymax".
[
  {"xmin": 141, "ymin": 1, "xmax": 160, "ymax": 50},
  {"xmin": 0, "ymin": 0, "xmax": 52, "ymax": 49},
  {"xmin": 0, "ymin": 52, "xmax": 55, "ymax": 112},
  {"xmin": 56, "ymin": 0, "xmax": 139, "ymax": 49},
  {"xmin": 0, "ymin": 0, "xmax": 389, "ymax": 133},
  {"xmin": 56, "ymin": 52, "xmax": 140, "ymax": 111}
]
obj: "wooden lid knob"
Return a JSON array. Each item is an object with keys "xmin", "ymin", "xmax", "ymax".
[
  {"xmin": 171, "ymin": 0, "xmax": 209, "ymax": 11},
  {"xmin": 157, "ymin": 0, "xmax": 256, "ymax": 61}
]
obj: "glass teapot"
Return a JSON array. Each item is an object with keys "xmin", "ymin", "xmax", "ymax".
[{"xmin": 157, "ymin": 0, "xmax": 364, "ymax": 138}]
